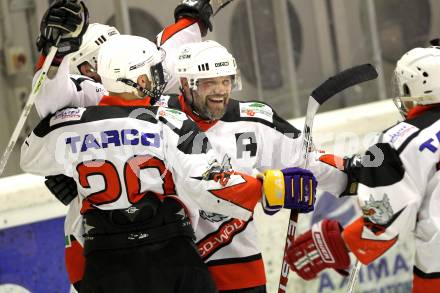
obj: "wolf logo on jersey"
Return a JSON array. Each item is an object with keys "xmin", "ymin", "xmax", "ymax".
[
  {"xmin": 362, "ymin": 194, "xmax": 394, "ymax": 226},
  {"xmin": 200, "ymin": 211, "xmax": 228, "ymax": 222}
]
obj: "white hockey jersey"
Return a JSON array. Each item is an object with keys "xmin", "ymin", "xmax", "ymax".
[
  {"xmin": 29, "ymin": 18, "xmax": 204, "ymax": 287},
  {"xmin": 342, "ymin": 105, "xmax": 440, "ymax": 292},
  {"xmin": 33, "ymin": 18, "xmax": 202, "ymax": 118},
  {"xmin": 21, "ymin": 104, "xmax": 264, "ymax": 223},
  {"xmin": 157, "ymin": 95, "xmax": 348, "ymax": 290}
]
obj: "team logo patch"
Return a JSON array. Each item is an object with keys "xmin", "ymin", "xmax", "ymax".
[
  {"xmin": 385, "ymin": 122, "xmax": 419, "ymax": 149},
  {"xmin": 199, "ymin": 210, "xmax": 228, "ymax": 222},
  {"xmin": 157, "ymin": 107, "xmax": 187, "ymax": 129},
  {"xmin": 239, "ymin": 102, "xmax": 273, "ymax": 123},
  {"xmin": 50, "ymin": 108, "xmax": 85, "ymax": 126},
  {"xmin": 361, "ymin": 194, "xmax": 394, "ymax": 226},
  {"xmin": 154, "ymin": 95, "xmax": 171, "ymax": 107}
]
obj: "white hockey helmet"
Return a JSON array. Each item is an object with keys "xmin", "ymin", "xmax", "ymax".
[
  {"xmin": 69, "ymin": 23, "xmax": 120, "ymax": 75},
  {"xmin": 175, "ymin": 40, "xmax": 241, "ymax": 91},
  {"xmin": 97, "ymin": 35, "xmax": 167, "ymax": 99},
  {"xmin": 393, "ymin": 46, "xmax": 440, "ymax": 115}
]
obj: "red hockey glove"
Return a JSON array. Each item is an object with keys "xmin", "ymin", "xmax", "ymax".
[{"xmin": 286, "ymin": 219, "xmax": 350, "ymax": 280}]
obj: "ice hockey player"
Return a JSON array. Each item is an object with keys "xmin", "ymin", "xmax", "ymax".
[
  {"xmin": 21, "ymin": 34, "xmax": 317, "ymax": 293},
  {"xmin": 150, "ymin": 40, "xmax": 349, "ymax": 292},
  {"xmin": 33, "ymin": 0, "xmax": 215, "ymax": 289},
  {"xmin": 33, "ymin": 1, "xmax": 350, "ymax": 292},
  {"xmin": 285, "ymin": 46, "xmax": 440, "ymax": 293}
]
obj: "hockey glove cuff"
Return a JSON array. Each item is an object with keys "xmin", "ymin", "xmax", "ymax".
[{"xmin": 286, "ymin": 219, "xmax": 350, "ymax": 280}]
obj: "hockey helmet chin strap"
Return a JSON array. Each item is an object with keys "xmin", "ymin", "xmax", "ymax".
[{"xmin": 117, "ymin": 62, "xmax": 167, "ymax": 104}]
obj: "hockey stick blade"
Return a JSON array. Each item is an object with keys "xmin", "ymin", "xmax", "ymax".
[{"xmin": 311, "ymin": 63, "xmax": 378, "ymax": 105}]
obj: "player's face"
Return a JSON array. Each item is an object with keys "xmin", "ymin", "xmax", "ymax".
[
  {"xmin": 193, "ymin": 76, "xmax": 233, "ymax": 120},
  {"xmin": 79, "ymin": 62, "xmax": 102, "ymax": 83}
]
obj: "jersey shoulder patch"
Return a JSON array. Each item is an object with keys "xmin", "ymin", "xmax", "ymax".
[
  {"xmin": 239, "ymin": 101, "xmax": 273, "ymax": 123},
  {"xmin": 154, "ymin": 95, "xmax": 171, "ymax": 107},
  {"xmin": 156, "ymin": 106, "xmax": 187, "ymax": 129},
  {"xmin": 383, "ymin": 122, "xmax": 419, "ymax": 150},
  {"xmin": 50, "ymin": 107, "xmax": 86, "ymax": 127}
]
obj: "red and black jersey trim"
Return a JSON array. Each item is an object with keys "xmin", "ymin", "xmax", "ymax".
[
  {"xmin": 221, "ymin": 99, "xmax": 301, "ymax": 138},
  {"xmin": 364, "ymin": 208, "xmax": 404, "ymax": 235},
  {"xmin": 414, "ymin": 266, "xmax": 440, "ymax": 279},
  {"xmin": 359, "ymin": 143, "xmax": 405, "ymax": 188},
  {"xmin": 196, "ymin": 217, "xmax": 251, "ymax": 260},
  {"xmin": 205, "ymin": 253, "xmax": 262, "ymax": 267},
  {"xmin": 395, "ymin": 107, "xmax": 440, "ymax": 154},
  {"xmin": 159, "ymin": 18, "xmax": 198, "ymax": 46}
]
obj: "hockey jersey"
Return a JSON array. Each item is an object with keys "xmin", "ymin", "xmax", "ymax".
[
  {"xmin": 29, "ymin": 18, "xmax": 204, "ymax": 288},
  {"xmin": 157, "ymin": 94, "xmax": 348, "ymax": 290},
  {"xmin": 342, "ymin": 105, "xmax": 440, "ymax": 293},
  {"xmin": 21, "ymin": 103, "xmax": 263, "ymax": 222}
]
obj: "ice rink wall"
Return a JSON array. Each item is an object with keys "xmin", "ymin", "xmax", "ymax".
[{"xmin": 0, "ymin": 100, "xmax": 414, "ymax": 293}]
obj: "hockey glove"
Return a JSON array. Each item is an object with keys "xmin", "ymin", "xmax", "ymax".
[
  {"xmin": 319, "ymin": 153, "xmax": 362, "ymax": 196},
  {"xmin": 44, "ymin": 174, "xmax": 78, "ymax": 205},
  {"xmin": 36, "ymin": 0, "xmax": 89, "ymax": 58},
  {"xmin": 286, "ymin": 219, "xmax": 350, "ymax": 280},
  {"xmin": 174, "ymin": 0, "xmax": 213, "ymax": 37},
  {"xmin": 261, "ymin": 167, "xmax": 317, "ymax": 215}
]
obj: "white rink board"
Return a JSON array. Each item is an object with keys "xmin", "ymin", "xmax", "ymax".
[{"xmin": 0, "ymin": 100, "xmax": 413, "ymax": 293}]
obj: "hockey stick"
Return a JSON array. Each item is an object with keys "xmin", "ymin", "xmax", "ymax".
[
  {"xmin": 278, "ymin": 63, "xmax": 378, "ymax": 293},
  {"xmin": 0, "ymin": 0, "xmax": 88, "ymax": 177},
  {"xmin": 347, "ymin": 260, "xmax": 362, "ymax": 292},
  {"xmin": 213, "ymin": 0, "xmax": 236, "ymax": 16},
  {"xmin": 0, "ymin": 41, "xmax": 60, "ymax": 177}
]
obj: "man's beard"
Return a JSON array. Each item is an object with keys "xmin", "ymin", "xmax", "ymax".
[{"xmin": 196, "ymin": 94, "xmax": 229, "ymax": 120}]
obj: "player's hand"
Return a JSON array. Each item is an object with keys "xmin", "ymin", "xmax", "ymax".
[
  {"xmin": 260, "ymin": 167, "xmax": 317, "ymax": 215},
  {"xmin": 36, "ymin": 0, "xmax": 89, "ymax": 57},
  {"xmin": 174, "ymin": 0, "xmax": 213, "ymax": 37},
  {"xmin": 286, "ymin": 219, "xmax": 350, "ymax": 280},
  {"xmin": 319, "ymin": 153, "xmax": 363, "ymax": 196},
  {"xmin": 44, "ymin": 174, "xmax": 78, "ymax": 205}
]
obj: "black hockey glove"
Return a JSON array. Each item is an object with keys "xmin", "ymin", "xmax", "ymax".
[
  {"xmin": 36, "ymin": 0, "xmax": 89, "ymax": 58},
  {"xmin": 430, "ymin": 38, "xmax": 440, "ymax": 46},
  {"xmin": 341, "ymin": 154, "xmax": 363, "ymax": 196},
  {"xmin": 44, "ymin": 174, "xmax": 78, "ymax": 206},
  {"xmin": 174, "ymin": 0, "xmax": 213, "ymax": 37},
  {"xmin": 319, "ymin": 153, "xmax": 362, "ymax": 196}
]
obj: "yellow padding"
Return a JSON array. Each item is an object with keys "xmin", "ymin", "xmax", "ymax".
[
  {"xmin": 262, "ymin": 170, "xmax": 285, "ymax": 206},
  {"xmin": 309, "ymin": 179, "xmax": 314, "ymax": 206}
]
